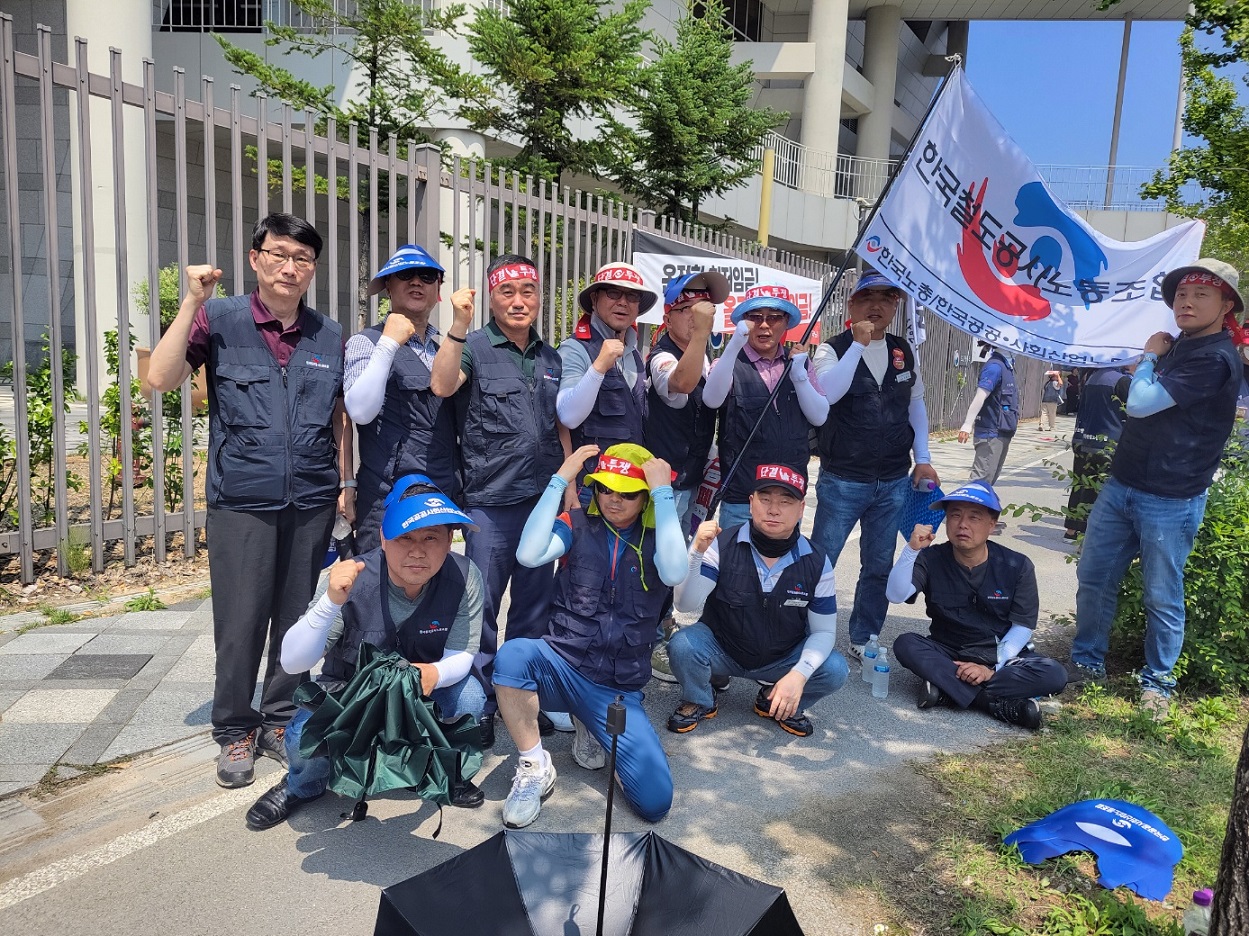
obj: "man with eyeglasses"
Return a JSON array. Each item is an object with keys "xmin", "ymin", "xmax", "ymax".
[
  {"xmin": 430, "ymin": 254, "xmax": 568, "ymax": 749},
  {"xmin": 701, "ymin": 284, "xmax": 828, "ymax": 530},
  {"xmin": 811, "ymin": 272, "xmax": 939, "ymax": 666},
  {"xmin": 345, "ymin": 244, "xmax": 473, "ymax": 552},
  {"xmin": 147, "ymin": 212, "xmax": 352, "ymax": 790},
  {"xmin": 556, "ymin": 262, "xmax": 658, "ymax": 488}
]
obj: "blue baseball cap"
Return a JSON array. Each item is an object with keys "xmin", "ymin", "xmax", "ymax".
[
  {"xmin": 663, "ymin": 271, "xmax": 731, "ymax": 311},
  {"xmin": 1004, "ymin": 799, "xmax": 1183, "ymax": 901},
  {"xmin": 851, "ymin": 272, "xmax": 902, "ymax": 296},
  {"xmin": 369, "ymin": 244, "xmax": 445, "ymax": 296},
  {"xmin": 932, "ymin": 480, "xmax": 1002, "ymax": 514},
  {"xmin": 381, "ymin": 474, "xmax": 477, "ymax": 539}
]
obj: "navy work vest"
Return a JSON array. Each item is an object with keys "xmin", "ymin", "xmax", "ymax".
[
  {"xmin": 320, "ymin": 548, "xmax": 469, "ymax": 684},
  {"xmin": 816, "ymin": 331, "xmax": 916, "ymax": 482},
  {"xmin": 544, "ymin": 510, "xmax": 670, "ymax": 692},
  {"xmin": 457, "ymin": 328, "xmax": 564, "ymax": 507},
  {"xmin": 917, "ymin": 541, "xmax": 1029, "ymax": 667},
  {"xmin": 973, "ymin": 354, "xmax": 1018, "ymax": 437},
  {"xmin": 204, "ymin": 294, "xmax": 342, "ymax": 511},
  {"xmin": 717, "ymin": 350, "xmax": 810, "ymax": 504},
  {"xmin": 644, "ymin": 331, "xmax": 716, "ymax": 490},
  {"xmin": 701, "ymin": 527, "xmax": 826, "ymax": 670},
  {"xmin": 569, "ymin": 325, "xmax": 647, "ymax": 451},
  {"xmin": 354, "ymin": 325, "xmax": 461, "ymax": 550},
  {"xmin": 1073, "ymin": 368, "xmax": 1129, "ymax": 452},
  {"xmin": 1112, "ymin": 330, "xmax": 1240, "ymax": 498}
]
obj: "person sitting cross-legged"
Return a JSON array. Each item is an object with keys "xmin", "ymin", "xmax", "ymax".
[
  {"xmin": 667, "ymin": 464, "xmax": 849, "ymax": 738},
  {"xmin": 885, "ymin": 481, "xmax": 1067, "ymax": 731},
  {"xmin": 244, "ymin": 476, "xmax": 487, "ymax": 830}
]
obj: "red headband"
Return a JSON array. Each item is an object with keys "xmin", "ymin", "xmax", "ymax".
[
  {"xmin": 666, "ymin": 289, "xmax": 711, "ymax": 311},
  {"xmin": 592, "ymin": 265, "xmax": 645, "ymax": 287},
  {"xmin": 594, "ymin": 455, "xmax": 646, "ymax": 480},
  {"xmin": 488, "ymin": 263, "xmax": 540, "ymax": 291},
  {"xmin": 755, "ymin": 463, "xmax": 806, "ymax": 495}
]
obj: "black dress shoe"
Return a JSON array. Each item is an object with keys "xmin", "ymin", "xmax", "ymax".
[
  {"xmin": 449, "ymin": 778, "xmax": 486, "ymax": 808},
  {"xmin": 245, "ymin": 777, "xmax": 323, "ymax": 831},
  {"xmin": 479, "ymin": 712, "xmax": 496, "ymax": 749},
  {"xmin": 917, "ymin": 680, "xmax": 951, "ymax": 709}
]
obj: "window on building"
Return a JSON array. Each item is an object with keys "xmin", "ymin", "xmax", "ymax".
[
  {"xmin": 694, "ymin": 0, "xmax": 764, "ymax": 42},
  {"xmin": 157, "ymin": 1, "xmax": 263, "ymax": 32}
]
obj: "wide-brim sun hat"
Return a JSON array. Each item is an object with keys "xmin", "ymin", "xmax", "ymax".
[
  {"xmin": 578, "ymin": 262, "xmax": 658, "ymax": 315},
  {"xmin": 730, "ymin": 284, "xmax": 801, "ymax": 330},
  {"xmin": 663, "ymin": 271, "xmax": 731, "ymax": 310},
  {"xmin": 381, "ymin": 474, "xmax": 477, "ymax": 539},
  {"xmin": 583, "ymin": 443, "xmax": 675, "ymax": 529},
  {"xmin": 1161, "ymin": 257, "xmax": 1244, "ymax": 315},
  {"xmin": 368, "ymin": 244, "xmax": 445, "ymax": 296}
]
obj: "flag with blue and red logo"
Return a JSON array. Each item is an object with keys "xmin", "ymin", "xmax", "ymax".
[{"xmin": 859, "ymin": 66, "xmax": 1204, "ymax": 367}]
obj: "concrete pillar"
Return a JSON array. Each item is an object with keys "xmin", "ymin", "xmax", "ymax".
[
  {"xmin": 855, "ymin": 3, "xmax": 902, "ymax": 164},
  {"xmin": 799, "ymin": 0, "xmax": 850, "ymax": 157},
  {"xmin": 946, "ymin": 19, "xmax": 969, "ymax": 67},
  {"xmin": 65, "ymin": 0, "xmax": 152, "ymax": 394}
]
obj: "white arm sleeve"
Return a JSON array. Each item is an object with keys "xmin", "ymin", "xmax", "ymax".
[
  {"xmin": 281, "ymin": 589, "xmax": 341, "ymax": 674},
  {"xmin": 343, "ymin": 336, "xmax": 400, "ymax": 424},
  {"xmin": 886, "ymin": 546, "xmax": 920, "ymax": 603},
  {"xmin": 674, "ymin": 550, "xmax": 716, "ymax": 613},
  {"xmin": 701, "ymin": 327, "xmax": 751, "ymax": 408},
  {"xmin": 556, "ymin": 367, "xmax": 605, "ymax": 428},
  {"xmin": 812, "ymin": 341, "xmax": 862, "ymax": 403},
  {"xmin": 794, "ymin": 365, "xmax": 830, "ymax": 426},
  {"xmin": 995, "ymin": 624, "xmax": 1033, "ymax": 670},
  {"xmin": 793, "ymin": 614, "xmax": 836, "ymax": 678},
  {"xmin": 960, "ymin": 387, "xmax": 991, "ymax": 433},
  {"xmin": 909, "ymin": 386, "xmax": 932, "ymax": 464}
]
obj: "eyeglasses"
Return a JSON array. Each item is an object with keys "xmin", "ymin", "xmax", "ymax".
[
  {"xmin": 256, "ymin": 248, "xmax": 315, "ymax": 271},
  {"xmin": 744, "ymin": 312, "xmax": 788, "ymax": 326},
  {"xmin": 599, "ymin": 287, "xmax": 642, "ymax": 304},
  {"xmin": 595, "ymin": 483, "xmax": 644, "ymax": 501},
  {"xmin": 393, "ymin": 267, "xmax": 441, "ymax": 285}
]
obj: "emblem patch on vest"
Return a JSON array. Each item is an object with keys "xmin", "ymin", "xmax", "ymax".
[{"xmin": 891, "ymin": 348, "xmax": 906, "ymax": 370}]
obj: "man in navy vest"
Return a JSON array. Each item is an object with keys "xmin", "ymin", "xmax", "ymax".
[
  {"xmin": 811, "ymin": 272, "xmax": 940, "ymax": 665},
  {"xmin": 702, "ymin": 285, "xmax": 829, "ymax": 530},
  {"xmin": 556, "ymin": 262, "xmax": 657, "ymax": 494},
  {"xmin": 886, "ymin": 481, "xmax": 1066, "ymax": 731},
  {"xmin": 958, "ymin": 345, "xmax": 1018, "ymax": 487},
  {"xmin": 429, "ymin": 254, "xmax": 567, "ymax": 749},
  {"xmin": 345, "ymin": 244, "xmax": 472, "ymax": 552},
  {"xmin": 1064, "ymin": 366, "xmax": 1131, "ymax": 539},
  {"xmin": 667, "ymin": 464, "xmax": 848, "ymax": 738},
  {"xmin": 495, "ymin": 443, "xmax": 688, "ymax": 828},
  {"xmin": 244, "ymin": 476, "xmax": 487, "ymax": 830},
  {"xmin": 147, "ymin": 213, "xmax": 351, "ymax": 790},
  {"xmin": 1070, "ymin": 258, "xmax": 1244, "ymax": 717}
]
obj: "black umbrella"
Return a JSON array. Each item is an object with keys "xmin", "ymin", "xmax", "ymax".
[{"xmin": 374, "ymin": 830, "xmax": 805, "ymax": 936}]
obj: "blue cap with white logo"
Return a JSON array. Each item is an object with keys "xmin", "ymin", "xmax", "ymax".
[
  {"xmin": 851, "ymin": 272, "xmax": 900, "ymax": 296},
  {"xmin": 369, "ymin": 244, "xmax": 445, "ymax": 296},
  {"xmin": 932, "ymin": 479, "xmax": 1002, "ymax": 514},
  {"xmin": 381, "ymin": 474, "xmax": 477, "ymax": 539}
]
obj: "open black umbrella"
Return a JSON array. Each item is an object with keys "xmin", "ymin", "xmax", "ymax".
[{"xmin": 374, "ymin": 830, "xmax": 805, "ymax": 936}]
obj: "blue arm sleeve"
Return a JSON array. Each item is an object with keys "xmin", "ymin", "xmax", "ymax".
[
  {"xmin": 1125, "ymin": 358, "xmax": 1178, "ymax": 417},
  {"xmin": 996, "ymin": 624, "xmax": 1033, "ymax": 669},
  {"xmin": 649, "ymin": 485, "xmax": 689, "ymax": 586},
  {"xmin": 516, "ymin": 476, "xmax": 572, "ymax": 567}
]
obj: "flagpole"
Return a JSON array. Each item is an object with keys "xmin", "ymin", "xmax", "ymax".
[{"xmin": 709, "ymin": 56, "xmax": 964, "ymax": 512}]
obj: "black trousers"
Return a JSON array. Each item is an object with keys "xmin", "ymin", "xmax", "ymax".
[
  {"xmin": 893, "ymin": 632, "xmax": 1068, "ymax": 709},
  {"xmin": 206, "ymin": 502, "xmax": 336, "ymax": 744},
  {"xmin": 1065, "ymin": 445, "xmax": 1111, "ymax": 534}
]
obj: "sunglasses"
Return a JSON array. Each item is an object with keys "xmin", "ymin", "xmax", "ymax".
[
  {"xmin": 744, "ymin": 312, "xmax": 788, "ymax": 326},
  {"xmin": 393, "ymin": 268, "xmax": 441, "ymax": 284},
  {"xmin": 594, "ymin": 482, "xmax": 644, "ymax": 501},
  {"xmin": 599, "ymin": 287, "xmax": 642, "ymax": 304}
]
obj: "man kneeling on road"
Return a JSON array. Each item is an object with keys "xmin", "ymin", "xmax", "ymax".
[
  {"xmin": 245, "ymin": 476, "xmax": 486, "ymax": 830},
  {"xmin": 667, "ymin": 464, "xmax": 849, "ymax": 738},
  {"xmin": 493, "ymin": 443, "xmax": 688, "ymax": 829},
  {"xmin": 885, "ymin": 481, "xmax": 1066, "ymax": 731}
]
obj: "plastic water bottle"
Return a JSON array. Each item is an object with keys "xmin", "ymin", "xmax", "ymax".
[
  {"xmin": 872, "ymin": 648, "xmax": 891, "ymax": 699},
  {"xmin": 331, "ymin": 514, "xmax": 355, "ymax": 559},
  {"xmin": 861, "ymin": 634, "xmax": 880, "ymax": 683},
  {"xmin": 1183, "ymin": 889, "xmax": 1213, "ymax": 935}
]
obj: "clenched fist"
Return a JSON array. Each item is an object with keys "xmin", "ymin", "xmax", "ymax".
[
  {"xmin": 909, "ymin": 524, "xmax": 935, "ymax": 550},
  {"xmin": 593, "ymin": 338, "xmax": 626, "ymax": 374},
  {"xmin": 327, "ymin": 559, "xmax": 366, "ymax": 606},
  {"xmin": 185, "ymin": 265, "xmax": 223, "ymax": 304}
]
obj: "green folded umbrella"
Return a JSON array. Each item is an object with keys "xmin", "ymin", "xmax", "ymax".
[{"xmin": 293, "ymin": 642, "xmax": 483, "ymax": 817}]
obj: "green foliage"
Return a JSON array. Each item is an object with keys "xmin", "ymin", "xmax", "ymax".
[
  {"xmin": 460, "ymin": 0, "xmax": 650, "ymax": 180},
  {"xmin": 608, "ymin": 0, "xmax": 785, "ymax": 222},
  {"xmin": 124, "ymin": 588, "xmax": 166, "ymax": 612},
  {"xmin": 39, "ymin": 604, "xmax": 78, "ymax": 626}
]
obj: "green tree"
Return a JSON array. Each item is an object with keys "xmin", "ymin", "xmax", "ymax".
[
  {"xmin": 608, "ymin": 0, "xmax": 785, "ymax": 222},
  {"xmin": 459, "ymin": 0, "xmax": 650, "ymax": 181}
]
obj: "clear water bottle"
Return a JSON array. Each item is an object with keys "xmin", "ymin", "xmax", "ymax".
[
  {"xmin": 1183, "ymin": 888, "xmax": 1213, "ymax": 935},
  {"xmin": 861, "ymin": 634, "xmax": 880, "ymax": 683},
  {"xmin": 872, "ymin": 648, "xmax": 891, "ymax": 699},
  {"xmin": 331, "ymin": 514, "xmax": 355, "ymax": 560}
]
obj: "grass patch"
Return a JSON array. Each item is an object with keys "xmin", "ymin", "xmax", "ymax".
[
  {"xmin": 910, "ymin": 685, "xmax": 1241, "ymax": 934},
  {"xmin": 39, "ymin": 604, "xmax": 79, "ymax": 626},
  {"xmin": 123, "ymin": 588, "xmax": 166, "ymax": 612}
]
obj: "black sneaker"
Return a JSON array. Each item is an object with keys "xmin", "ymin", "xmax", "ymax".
[
  {"xmin": 753, "ymin": 686, "xmax": 814, "ymax": 737},
  {"xmin": 987, "ymin": 697, "xmax": 1042, "ymax": 730},
  {"xmin": 449, "ymin": 778, "xmax": 486, "ymax": 809},
  {"xmin": 216, "ymin": 731, "xmax": 257, "ymax": 788},
  {"xmin": 666, "ymin": 701, "xmax": 718, "ymax": 733},
  {"xmin": 917, "ymin": 680, "xmax": 951, "ymax": 710},
  {"xmin": 256, "ymin": 726, "xmax": 288, "ymax": 766}
]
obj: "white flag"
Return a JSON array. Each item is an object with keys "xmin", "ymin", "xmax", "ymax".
[{"xmin": 859, "ymin": 67, "xmax": 1204, "ymax": 366}]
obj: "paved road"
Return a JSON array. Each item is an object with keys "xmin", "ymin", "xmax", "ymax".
[{"xmin": 0, "ymin": 419, "xmax": 1081, "ymax": 936}]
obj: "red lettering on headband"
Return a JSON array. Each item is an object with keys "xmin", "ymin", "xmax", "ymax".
[
  {"xmin": 596, "ymin": 456, "xmax": 646, "ymax": 480},
  {"xmin": 1179, "ymin": 272, "xmax": 1225, "ymax": 289},
  {"xmin": 488, "ymin": 264, "xmax": 540, "ymax": 291},
  {"xmin": 745, "ymin": 285, "xmax": 795, "ymax": 304},
  {"xmin": 755, "ymin": 463, "xmax": 804, "ymax": 493},
  {"xmin": 594, "ymin": 266, "xmax": 644, "ymax": 287},
  {"xmin": 667, "ymin": 289, "xmax": 712, "ymax": 310}
]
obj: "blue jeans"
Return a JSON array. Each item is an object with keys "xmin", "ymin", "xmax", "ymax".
[
  {"xmin": 812, "ymin": 471, "xmax": 911, "ymax": 645},
  {"xmin": 717, "ymin": 501, "xmax": 751, "ymax": 532},
  {"xmin": 1072, "ymin": 477, "xmax": 1208, "ymax": 695},
  {"xmin": 285, "ymin": 675, "xmax": 486, "ymax": 799},
  {"xmin": 667, "ymin": 621, "xmax": 850, "ymax": 710}
]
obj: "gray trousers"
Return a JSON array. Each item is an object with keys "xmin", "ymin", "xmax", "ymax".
[
  {"xmin": 970, "ymin": 434, "xmax": 1013, "ymax": 485},
  {"xmin": 206, "ymin": 502, "xmax": 336, "ymax": 744}
]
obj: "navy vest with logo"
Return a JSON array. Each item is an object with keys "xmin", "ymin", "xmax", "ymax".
[
  {"xmin": 1073, "ymin": 367, "xmax": 1129, "ymax": 452},
  {"xmin": 205, "ymin": 294, "xmax": 342, "ymax": 511},
  {"xmin": 701, "ymin": 527, "xmax": 826, "ymax": 670},
  {"xmin": 569, "ymin": 326, "xmax": 647, "ymax": 451},
  {"xmin": 816, "ymin": 331, "xmax": 916, "ymax": 482},
  {"xmin": 458, "ymin": 328, "xmax": 564, "ymax": 507},
  {"xmin": 918, "ymin": 541, "xmax": 1029, "ymax": 667},
  {"xmin": 354, "ymin": 325, "xmax": 461, "ymax": 550},
  {"xmin": 320, "ymin": 548, "xmax": 469, "ymax": 684},
  {"xmin": 717, "ymin": 349, "xmax": 809, "ymax": 504},
  {"xmin": 544, "ymin": 510, "xmax": 670, "ymax": 692},
  {"xmin": 644, "ymin": 331, "xmax": 716, "ymax": 490},
  {"xmin": 973, "ymin": 353, "xmax": 1019, "ymax": 437}
]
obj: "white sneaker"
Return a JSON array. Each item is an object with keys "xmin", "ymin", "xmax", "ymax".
[
  {"xmin": 1139, "ymin": 689, "xmax": 1170, "ymax": 723},
  {"xmin": 571, "ymin": 717, "xmax": 606, "ymax": 770},
  {"xmin": 502, "ymin": 755, "xmax": 557, "ymax": 829},
  {"xmin": 544, "ymin": 711, "xmax": 575, "ymax": 732},
  {"xmin": 848, "ymin": 644, "xmax": 865, "ymax": 665}
]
